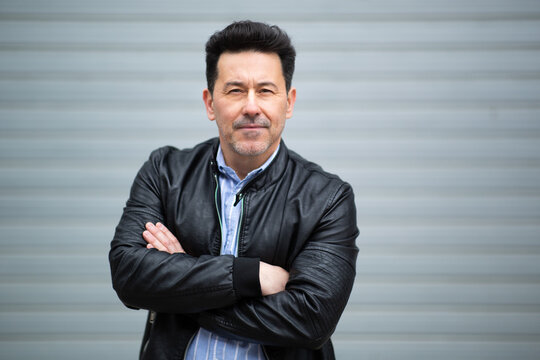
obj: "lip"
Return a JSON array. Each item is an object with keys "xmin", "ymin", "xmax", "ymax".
[{"xmin": 237, "ymin": 125, "xmax": 266, "ymax": 130}]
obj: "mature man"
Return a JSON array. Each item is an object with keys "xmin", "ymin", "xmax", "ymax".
[{"xmin": 109, "ymin": 20, "xmax": 359, "ymax": 360}]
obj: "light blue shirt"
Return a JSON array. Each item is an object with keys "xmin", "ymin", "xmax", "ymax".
[{"xmin": 184, "ymin": 144, "xmax": 280, "ymax": 360}]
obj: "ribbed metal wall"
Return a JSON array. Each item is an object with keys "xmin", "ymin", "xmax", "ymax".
[{"xmin": 1, "ymin": 1, "xmax": 540, "ymax": 359}]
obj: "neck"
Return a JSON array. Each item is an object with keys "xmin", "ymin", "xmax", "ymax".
[{"xmin": 220, "ymin": 143, "xmax": 279, "ymax": 180}]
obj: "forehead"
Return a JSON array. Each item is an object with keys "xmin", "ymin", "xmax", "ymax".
[{"xmin": 216, "ymin": 51, "xmax": 285, "ymax": 86}]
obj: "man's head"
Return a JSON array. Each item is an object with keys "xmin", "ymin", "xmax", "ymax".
[
  {"xmin": 205, "ymin": 20, "xmax": 296, "ymax": 94},
  {"xmin": 202, "ymin": 21, "xmax": 297, "ymax": 174}
]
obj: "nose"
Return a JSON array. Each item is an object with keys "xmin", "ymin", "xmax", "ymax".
[{"xmin": 243, "ymin": 90, "xmax": 261, "ymax": 118}]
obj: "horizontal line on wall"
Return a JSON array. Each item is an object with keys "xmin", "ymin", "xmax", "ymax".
[
  {"xmin": 0, "ymin": 277, "xmax": 114, "ymax": 286},
  {"xmin": 2, "ymin": 303, "xmax": 539, "ymax": 314},
  {"xmin": 2, "ymin": 159, "xmax": 540, "ymax": 170},
  {"xmin": 2, "ymin": 42, "xmax": 540, "ymax": 52},
  {"xmin": 2, "ymin": 274, "xmax": 539, "ymax": 286},
  {"xmin": 0, "ymin": 304, "xmax": 124, "ymax": 312},
  {"xmin": 2, "ymin": 12, "xmax": 540, "ymax": 23},
  {"xmin": 332, "ymin": 333, "xmax": 540, "ymax": 342},
  {"xmin": 354, "ymin": 274, "xmax": 540, "ymax": 284},
  {"xmin": 1, "ymin": 100, "xmax": 540, "ymax": 111},
  {"xmin": 2, "ymin": 160, "xmax": 540, "ymax": 172},
  {"xmin": 2, "ymin": 71, "xmax": 540, "ymax": 82},
  {"xmin": 2, "ymin": 223, "xmax": 538, "ymax": 231},
  {"xmin": 356, "ymin": 244, "xmax": 540, "ymax": 256},
  {"xmin": 3, "ymin": 243, "xmax": 540, "ymax": 258},
  {"xmin": 335, "ymin": 330, "xmax": 540, "ymax": 339},
  {"xmin": 6, "ymin": 333, "xmax": 540, "ymax": 344},
  {"xmin": 0, "ymin": 333, "xmax": 141, "ymax": 342},
  {"xmin": 0, "ymin": 276, "xmax": 111, "ymax": 284},
  {"xmin": 343, "ymin": 304, "xmax": 540, "ymax": 313},
  {"xmin": 351, "ymin": 279, "xmax": 540, "ymax": 289},
  {"xmin": 2, "ymin": 129, "xmax": 540, "ymax": 141},
  {"xmin": 5, "ymin": 253, "xmax": 540, "ymax": 261},
  {"xmin": 2, "ymin": 189, "xmax": 540, "ymax": 200}
]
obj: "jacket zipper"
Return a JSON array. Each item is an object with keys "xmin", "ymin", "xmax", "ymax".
[
  {"xmin": 262, "ymin": 346, "xmax": 270, "ymax": 360},
  {"xmin": 182, "ymin": 333, "xmax": 197, "ymax": 360},
  {"xmin": 212, "ymin": 162, "xmax": 268, "ymax": 359},
  {"xmin": 233, "ymin": 194, "xmax": 268, "ymax": 359},
  {"xmin": 213, "ymin": 173, "xmax": 224, "ymax": 251},
  {"xmin": 234, "ymin": 196, "xmax": 244, "ymax": 256},
  {"xmin": 141, "ymin": 311, "xmax": 156, "ymax": 357}
]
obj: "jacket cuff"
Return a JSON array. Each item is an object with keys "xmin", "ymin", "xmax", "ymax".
[{"xmin": 232, "ymin": 257, "xmax": 261, "ymax": 298}]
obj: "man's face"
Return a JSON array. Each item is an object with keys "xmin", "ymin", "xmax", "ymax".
[{"xmin": 203, "ymin": 51, "xmax": 296, "ymax": 161}]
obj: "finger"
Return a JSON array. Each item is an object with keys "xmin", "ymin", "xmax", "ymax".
[
  {"xmin": 156, "ymin": 222, "xmax": 176, "ymax": 242},
  {"xmin": 146, "ymin": 222, "xmax": 184, "ymax": 254},
  {"xmin": 146, "ymin": 222, "xmax": 175, "ymax": 251},
  {"xmin": 156, "ymin": 223, "xmax": 185, "ymax": 253},
  {"xmin": 142, "ymin": 228, "xmax": 168, "ymax": 252}
]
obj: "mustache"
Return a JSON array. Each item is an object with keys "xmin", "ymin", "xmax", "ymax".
[{"xmin": 233, "ymin": 116, "xmax": 271, "ymax": 129}]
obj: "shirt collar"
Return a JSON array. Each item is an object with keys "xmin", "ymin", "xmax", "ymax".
[{"xmin": 216, "ymin": 143, "xmax": 281, "ymax": 183}]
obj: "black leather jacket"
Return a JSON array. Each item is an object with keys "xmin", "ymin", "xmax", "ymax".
[{"xmin": 109, "ymin": 138, "xmax": 359, "ymax": 360}]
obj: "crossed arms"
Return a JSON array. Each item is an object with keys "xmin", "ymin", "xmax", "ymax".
[
  {"xmin": 109, "ymin": 148, "xmax": 359, "ymax": 349},
  {"xmin": 142, "ymin": 221, "xmax": 289, "ymax": 296}
]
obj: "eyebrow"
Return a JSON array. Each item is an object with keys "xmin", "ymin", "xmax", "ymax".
[
  {"xmin": 258, "ymin": 81, "xmax": 279, "ymax": 90},
  {"xmin": 224, "ymin": 81, "xmax": 279, "ymax": 90},
  {"xmin": 224, "ymin": 81, "xmax": 244, "ymax": 88}
]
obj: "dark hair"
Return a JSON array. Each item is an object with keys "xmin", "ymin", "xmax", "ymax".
[{"xmin": 205, "ymin": 20, "xmax": 296, "ymax": 94}]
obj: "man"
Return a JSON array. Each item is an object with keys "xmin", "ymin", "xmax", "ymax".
[{"xmin": 109, "ymin": 20, "xmax": 359, "ymax": 360}]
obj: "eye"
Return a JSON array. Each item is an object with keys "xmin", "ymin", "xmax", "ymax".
[
  {"xmin": 227, "ymin": 88, "xmax": 243, "ymax": 94},
  {"xmin": 259, "ymin": 88, "xmax": 274, "ymax": 94}
]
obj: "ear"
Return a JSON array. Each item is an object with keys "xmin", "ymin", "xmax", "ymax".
[
  {"xmin": 202, "ymin": 89, "xmax": 216, "ymax": 121},
  {"xmin": 286, "ymin": 87, "xmax": 297, "ymax": 119}
]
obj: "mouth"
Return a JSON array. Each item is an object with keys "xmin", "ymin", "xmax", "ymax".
[
  {"xmin": 235, "ymin": 124, "xmax": 268, "ymax": 139},
  {"xmin": 238, "ymin": 125, "xmax": 266, "ymax": 130}
]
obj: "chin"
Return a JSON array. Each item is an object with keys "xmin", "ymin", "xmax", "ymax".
[{"xmin": 232, "ymin": 141, "xmax": 271, "ymax": 157}]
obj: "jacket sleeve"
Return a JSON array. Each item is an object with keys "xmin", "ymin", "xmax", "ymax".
[
  {"xmin": 109, "ymin": 147, "xmax": 261, "ymax": 313},
  {"xmin": 196, "ymin": 182, "xmax": 359, "ymax": 349}
]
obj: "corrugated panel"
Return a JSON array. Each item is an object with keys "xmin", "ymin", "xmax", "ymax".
[{"xmin": 1, "ymin": 1, "xmax": 539, "ymax": 359}]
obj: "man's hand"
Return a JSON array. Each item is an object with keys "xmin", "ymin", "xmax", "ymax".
[
  {"xmin": 143, "ymin": 222, "xmax": 185, "ymax": 254},
  {"xmin": 259, "ymin": 261, "xmax": 289, "ymax": 296}
]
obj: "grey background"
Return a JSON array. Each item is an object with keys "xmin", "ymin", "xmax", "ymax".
[{"xmin": 1, "ymin": 0, "xmax": 540, "ymax": 359}]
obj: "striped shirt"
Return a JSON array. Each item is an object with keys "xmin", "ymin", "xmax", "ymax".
[{"xmin": 184, "ymin": 145, "xmax": 280, "ymax": 360}]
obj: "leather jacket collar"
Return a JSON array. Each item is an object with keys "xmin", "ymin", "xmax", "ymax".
[{"xmin": 208, "ymin": 137, "xmax": 289, "ymax": 193}]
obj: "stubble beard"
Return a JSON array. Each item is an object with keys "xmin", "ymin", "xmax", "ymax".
[
  {"xmin": 229, "ymin": 116, "xmax": 277, "ymax": 157},
  {"xmin": 231, "ymin": 139, "xmax": 272, "ymax": 157}
]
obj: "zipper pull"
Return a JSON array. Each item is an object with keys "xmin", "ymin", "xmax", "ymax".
[
  {"xmin": 234, "ymin": 192, "xmax": 244, "ymax": 206},
  {"xmin": 210, "ymin": 160, "xmax": 219, "ymax": 174}
]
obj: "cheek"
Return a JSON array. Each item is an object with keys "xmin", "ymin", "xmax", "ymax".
[
  {"xmin": 271, "ymin": 103, "xmax": 289, "ymax": 125},
  {"xmin": 214, "ymin": 101, "xmax": 241, "ymax": 120},
  {"xmin": 262, "ymin": 100, "xmax": 288, "ymax": 118},
  {"xmin": 214, "ymin": 110, "xmax": 237, "ymax": 136}
]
